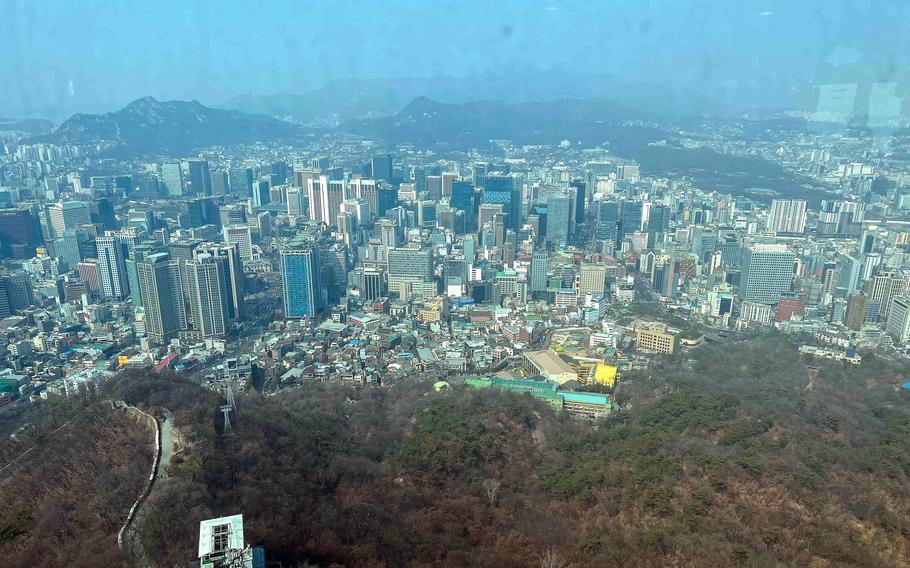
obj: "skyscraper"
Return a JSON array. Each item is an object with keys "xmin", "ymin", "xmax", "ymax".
[
  {"xmin": 229, "ymin": 167, "xmax": 253, "ymax": 196},
  {"xmin": 47, "ymin": 201, "xmax": 91, "ymax": 239},
  {"xmin": 280, "ymin": 236, "xmax": 325, "ymax": 318},
  {"xmin": 570, "ymin": 180, "xmax": 586, "ymax": 224},
  {"xmin": 619, "ymin": 201, "xmax": 642, "ymax": 242},
  {"xmin": 185, "ymin": 253, "xmax": 229, "ymax": 337},
  {"xmin": 196, "ymin": 242, "xmax": 245, "ymax": 322},
  {"xmin": 546, "ymin": 192, "xmax": 572, "ymax": 244},
  {"xmin": 96, "ymin": 234, "xmax": 129, "ymax": 299},
  {"xmin": 187, "ymin": 159, "xmax": 212, "ymax": 196},
  {"xmin": 450, "ymin": 181, "xmax": 475, "ymax": 233},
  {"xmin": 161, "ymin": 162, "xmax": 184, "ymax": 197},
  {"xmin": 0, "ymin": 208, "xmax": 43, "ymax": 259},
  {"xmin": 222, "ymin": 225, "xmax": 253, "ymax": 262},
  {"xmin": 530, "ymin": 251, "xmax": 548, "ymax": 294},
  {"xmin": 137, "ymin": 253, "xmax": 186, "ymax": 343},
  {"xmin": 483, "ymin": 173, "xmax": 522, "ymax": 231},
  {"xmin": 886, "ymin": 296, "xmax": 910, "ymax": 344},
  {"xmin": 767, "ymin": 199, "xmax": 807, "ymax": 235},
  {"xmin": 865, "ymin": 271, "xmax": 904, "ymax": 319},
  {"xmin": 739, "ymin": 244, "xmax": 796, "ymax": 303},
  {"xmin": 370, "ymin": 154, "xmax": 393, "ymax": 182},
  {"xmin": 647, "ymin": 205, "xmax": 670, "ymax": 248}
]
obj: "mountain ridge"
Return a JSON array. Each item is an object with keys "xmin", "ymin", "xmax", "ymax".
[{"xmin": 27, "ymin": 97, "xmax": 302, "ymax": 155}]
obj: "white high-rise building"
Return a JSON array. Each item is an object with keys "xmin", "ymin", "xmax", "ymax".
[
  {"xmin": 886, "ymin": 296, "xmax": 910, "ymax": 344},
  {"xmin": 96, "ymin": 234, "xmax": 129, "ymax": 299},
  {"xmin": 222, "ymin": 225, "xmax": 253, "ymax": 262},
  {"xmin": 767, "ymin": 199, "xmax": 807, "ymax": 235}
]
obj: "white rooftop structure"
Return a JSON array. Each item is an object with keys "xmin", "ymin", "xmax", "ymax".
[{"xmin": 199, "ymin": 514, "xmax": 245, "ymax": 558}]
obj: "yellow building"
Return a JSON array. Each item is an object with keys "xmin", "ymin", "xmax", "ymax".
[
  {"xmin": 635, "ymin": 326, "xmax": 677, "ymax": 354},
  {"xmin": 592, "ymin": 363, "xmax": 617, "ymax": 387}
]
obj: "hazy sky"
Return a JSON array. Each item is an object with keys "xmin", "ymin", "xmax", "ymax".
[{"xmin": 1, "ymin": 0, "xmax": 908, "ymax": 118}]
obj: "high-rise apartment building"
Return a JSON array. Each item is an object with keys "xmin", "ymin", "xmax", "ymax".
[{"xmin": 767, "ymin": 199, "xmax": 807, "ymax": 235}]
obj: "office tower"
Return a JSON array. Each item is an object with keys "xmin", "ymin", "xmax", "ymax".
[
  {"xmin": 838, "ymin": 255, "xmax": 862, "ymax": 294},
  {"xmin": 530, "ymin": 251, "xmax": 548, "ymax": 293},
  {"xmin": 377, "ymin": 185, "xmax": 398, "ymax": 218},
  {"xmin": 844, "ymin": 291, "xmax": 869, "ymax": 330},
  {"xmin": 77, "ymin": 259, "xmax": 101, "ymax": 294},
  {"xmin": 425, "ymin": 175, "xmax": 443, "ymax": 200},
  {"xmin": 126, "ymin": 243, "xmax": 162, "ymax": 307},
  {"xmin": 619, "ymin": 201, "xmax": 642, "ymax": 241},
  {"xmin": 865, "ymin": 271, "xmax": 904, "ymax": 318},
  {"xmin": 161, "ymin": 162, "xmax": 184, "ymax": 197},
  {"xmin": 305, "ymin": 176, "xmax": 345, "ymax": 224},
  {"xmin": 546, "ymin": 192, "xmax": 572, "ymax": 244},
  {"xmin": 350, "ymin": 178, "xmax": 377, "ymax": 215},
  {"xmin": 690, "ymin": 227, "xmax": 718, "ymax": 264},
  {"xmin": 442, "ymin": 172, "xmax": 457, "ymax": 197},
  {"xmin": 860, "ymin": 230, "xmax": 877, "ymax": 254},
  {"xmin": 652, "ymin": 259, "xmax": 677, "ymax": 298},
  {"xmin": 229, "ymin": 167, "xmax": 253, "ymax": 196},
  {"xmin": 337, "ymin": 211, "xmax": 358, "ymax": 247},
  {"xmin": 739, "ymin": 244, "xmax": 796, "ymax": 303},
  {"xmin": 593, "ymin": 200, "xmax": 619, "ymax": 244},
  {"xmin": 579, "ymin": 263, "xmax": 607, "ymax": 296},
  {"xmin": 450, "ymin": 181, "xmax": 476, "ymax": 233},
  {"xmin": 0, "ymin": 208, "xmax": 43, "ymax": 258},
  {"xmin": 185, "ymin": 254, "xmax": 229, "ymax": 337},
  {"xmin": 417, "ymin": 200, "xmax": 437, "ymax": 228},
  {"xmin": 483, "ymin": 173, "xmax": 522, "ymax": 230},
  {"xmin": 321, "ymin": 244, "xmax": 348, "ymax": 305},
  {"xmin": 137, "ymin": 253, "xmax": 186, "ymax": 343},
  {"xmin": 96, "ymin": 234, "xmax": 129, "ymax": 299},
  {"xmin": 56, "ymin": 228, "xmax": 92, "ymax": 269},
  {"xmin": 222, "ymin": 225, "xmax": 253, "ymax": 261},
  {"xmin": 219, "ymin": 205, "xmax": 247, "ymax": 228},
  {"xmin": 92, "ymin": 197, "xmax": 118, "ymax": 231},
  {"xmin": 0, "ymin": 271, "xmax": 34, "ymax": 314},
  {"xmin": 886, "ymin": 296, "xmax": 910, "ymax": 344},
  {"xmin": 286, "ymin": 188, "xmax": 306, "ymax": 217},
  {"xmin": 280, "ymin": 238, "xmax": 325, "ymax": 318},
  {"xmin": 251, "ymin": 180, "xmax": 270, "ymax": 208},
  {"xmin": 646, "ymin": 204, "xmax": 670, "ymax": 248},
  {"xmin": 473, "ymin": 162, "xmax": 490, "ymax": 188},
  {"xmin": 48, "ymin": 201, "xmax": 91, "ymax": 238},
  {"xmin": 387, "ymin": 247, "xmax": 433, "ymax": 294},
  {"xmin": 767, "ymin": 199, "xmax": 807, "ymax": 234},
  {"xmin": 196, "ymin": 243, "xmax": 245, "ymax": 321},
  {"xmin": 570, "ymin": 180, "xmax": 586, "ymax": 224},
  {"xmin": 376, "ymin": 219, "xmax": 398, "ymax": 247},
  {"xmin": 187, "ymin": 160, "xmax": 212, "ymax": 196},
  {"xmin": 360, "ymin": 266, "xmax": 387, "ymax": 300},
  {"xmin": 821, "ymin": 261, "xmax": 839, "ymax": 296},
  {"xmin": 370, "ymin": 154, "xmax": 393, "ymax": 182},
  {"xmin": 211, "ymin": 170, "xmax": 229, "ymax": 195}
]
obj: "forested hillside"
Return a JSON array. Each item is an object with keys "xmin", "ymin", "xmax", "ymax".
[
  {"xmin": 91, "ymin": 336, "xmax": 910, "ymax": 568},
  {"xmin": 0, "ymin": 397, "xmax": 154, "ymax": 567}
]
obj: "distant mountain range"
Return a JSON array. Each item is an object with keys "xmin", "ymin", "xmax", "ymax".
[
  {"xmin": 0, "ymin": 117, "xmax": 53, "ymax": 135},
  {"xmin": 221, "ymin": 70, "xmax": 738, "ymax": 124},
  {"xmin": 343, "ymin": 96, "xmax": 666, "ymax": 152},
  {"xmin": 28, "ymin": 97, "xmax": 301, "ymax": 155}
]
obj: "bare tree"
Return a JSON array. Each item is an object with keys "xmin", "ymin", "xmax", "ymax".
[
  {"xmin": 538, "ymin": 547, "xmax": 567, "ymax": 568},
  {"xmin": 481, "ymin": 478, "xmax": 501, "ymax": 507}
]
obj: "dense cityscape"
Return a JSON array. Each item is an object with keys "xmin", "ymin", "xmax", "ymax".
[
  {"xmin": 5, "ymin": 2, "xmax": 910, "ymax": 567},
  {"xmin": 0, "ymin": 110, "xmax": 904, "ymax": 409}
]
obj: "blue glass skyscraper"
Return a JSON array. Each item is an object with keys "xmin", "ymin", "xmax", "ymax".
[
  {"xmin": 280, "ymin": 236, "xmax": 325, "ymax": 318},
  {"xmin": 482, "ymin": 173, "xmax": 522, "ymax": 231},
  {"xmin": 450, "ymin": 180, "xmax": 475, "ymax": 233}
]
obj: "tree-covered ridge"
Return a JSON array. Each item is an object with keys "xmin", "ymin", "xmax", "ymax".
[{"xmin": 19, "ymin": 336, "xmax": 910, "ymax": 567}]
